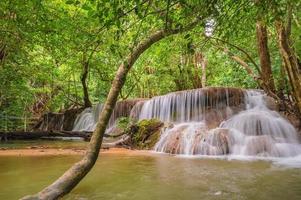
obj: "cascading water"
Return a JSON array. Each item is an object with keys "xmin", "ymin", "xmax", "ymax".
[
  {"xmin": 136, "ymin": 87, "xmax": 244, "ymax": 123},
  {"xmin": 219, "ymin": 90, "xmax": 301, "ymax": 157},
  {"xmin": 72, "ymin": 104, "xmax": 103, "ymax": 132},
  {"xmin": 141, "ymin": 88, "xmax": 301, "ymax": 158}
]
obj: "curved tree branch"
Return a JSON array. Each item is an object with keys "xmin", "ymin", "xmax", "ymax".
[
  {"xmin": 21, "ymin": 19, "xmax": 200, "ymax": 200},
  {"xmin": 210, "ymin": 36, "xmax": 261, "ymax": 75}
]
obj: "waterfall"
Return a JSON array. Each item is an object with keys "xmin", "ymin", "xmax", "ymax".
[
  {"xmin": 137, "ymin": 87, "xmax": 244, "ymax": 123},
  {"xmin": 72, "ymin": 104, "xmax": 103, "ymax": 132},
  {"xmin": 72, "ymin": 87, "xmax": 301, "ymax": 159},
  {"xmin": 72, "ymin": 99, "xmax": 145, "ymax": 132},
  {"xmin": 150, "ymin": 88, "xmax": 301, "ymax": 158},
  {"xmin": 219, "ymin": 90, "xmax": 301, "ymax": 157}
]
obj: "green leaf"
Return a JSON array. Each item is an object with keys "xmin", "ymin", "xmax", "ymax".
[
  {"xmin": 65, "ymin": 0, "xmax": 74, "ymax": 5},
  {"xmin": 82, "ymin": 3, "xmax": 91, "ymax": 11}
]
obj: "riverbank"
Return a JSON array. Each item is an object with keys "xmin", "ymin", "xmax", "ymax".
[{"xmin": 0, "ymin": 147, "xmax": 145, "ymax": 156}]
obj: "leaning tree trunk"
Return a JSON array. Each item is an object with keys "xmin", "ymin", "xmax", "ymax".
[
  {"xmin": 81, "ymin": 56, "xmax": 92, "ymax": 108},
  {"xmin": 275, "ymin": 20, "xmax": 301, "ymax": 115},
  {"xmin": 256, "ymin": 20, "xmax": 276, "ymax": 93},
  {"xmin": 21, "ymin": 21, "xmax": 199, "ymax": 200}
]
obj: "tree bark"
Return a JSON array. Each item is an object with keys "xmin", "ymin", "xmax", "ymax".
[
  {"xmin": 193, "ymin": 53, "xmax": 202, "ymax": 88},
  {"xmin": 275, "ymin": 20, "xmax": 301, "ymax": 114},
  {"xmin": 81, "ymin": 54, "xmax": 92, "ymax": 108},
  {"xmin": 222, "ymin": 47, "xmax": 260, "ymax": 81},
  {"xmin": 277, "ymin": 61, "xmax": 286, "ymax": 100},
  {"xmin": 256, "ymin": 20, "xmax": 276, "ymax": 93},
  {"xmin": 200, "ymin": 54, "xmax": 207, "ymax": 88},
  {"xmin": 21, "ymin": 20, "xmax": 200, "ymax": 200}
]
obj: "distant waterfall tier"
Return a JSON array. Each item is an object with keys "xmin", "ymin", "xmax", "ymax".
[{"xmin": 72, "ymin": 99, "xmax": 145, "ymax": 132}]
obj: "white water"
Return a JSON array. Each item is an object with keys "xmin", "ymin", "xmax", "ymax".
[
  {"xmin": 72, "ymin": 87, "xmax": 301, "ymax": 163},
  {"xmin": 153, "ymin": 89, "xmax": 301, "ymax": 159},
  {"xmin": 137, "ymin": 88, "xmax": 243, "ymax": 122},
  {"xmin": 73, "ymin": 104, "xmax": 103, "ymax": 132},
  {"xmin": 72, "ymin": 103, "xmax": 122, "ymax": 132},
  {"xmin": 72, "ymin": 99, "xmax": 142, "ymax": 132}
]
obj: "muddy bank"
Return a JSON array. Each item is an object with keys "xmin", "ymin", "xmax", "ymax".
[{"xmin": 0, "ymin": 147, "xmax": 147, "ymax": 156}]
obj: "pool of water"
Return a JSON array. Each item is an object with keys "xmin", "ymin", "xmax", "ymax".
[{"xmin": 0, "ymin": 153, "xmax": 301, "ymax": 200}]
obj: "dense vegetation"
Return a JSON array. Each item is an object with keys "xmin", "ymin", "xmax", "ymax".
[
  {"xmin": 1, "ymin": 0, "xmax": 300, "ymax": 131},
  {"xmin": 1, "ymin": 0, "xmax": 301, "ymax": 199}
]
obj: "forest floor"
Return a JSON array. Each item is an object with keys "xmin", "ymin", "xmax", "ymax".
[{"xmin": 0, "ymin": 147, "xmax": 147, "ymax": 156}]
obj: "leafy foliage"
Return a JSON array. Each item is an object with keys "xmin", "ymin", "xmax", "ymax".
[{"xmin": 1, "ymin": 0, "xmax": 300, "ymax": 128}]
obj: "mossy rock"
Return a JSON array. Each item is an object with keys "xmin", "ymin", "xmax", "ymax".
[{"xmin": 128, "ymin": 119, "xmax": 164, "ymax": 149}]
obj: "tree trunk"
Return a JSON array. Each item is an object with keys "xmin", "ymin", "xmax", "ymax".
[
  {"xmin": 277, "ymin": 61, "xmax": 286, "ymax": 100},
  {"xmin": 21, "ymin": 21, "xmax": 200, "ymax": 200},
  {"xmin": 81, "ymin": 55, "xmax": 92, "ymax": 108},
  {"xmin": 200, "ymin": 53, "xmax": 207, "ymax": 88},
  {"xmin": 275, "ymin": 20, "xmax": 301, "ymax": 114},
  {"xmin": 276, "ymin": 20, "xmax": 301, "ymax": 113},
  {"xmin": 256, "ymin": 20, "xmax": 276, "ymax": 93},
  {"xmin": 193, "ymin": 53, "xmax": 202, "ymax": 88}
]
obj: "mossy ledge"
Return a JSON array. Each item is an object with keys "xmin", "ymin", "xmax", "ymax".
[{"xmin": 125, "ymin": 119, "xmax": 164, "ymax": 149}]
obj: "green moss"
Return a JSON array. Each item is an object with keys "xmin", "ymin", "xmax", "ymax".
[
  {"xmin": 116, "ymin": 117, "xmax": 131, "ymax": 130},
  {"xmin": 130, "ymin": 119, "xmax": 163, "ymax": 149}
]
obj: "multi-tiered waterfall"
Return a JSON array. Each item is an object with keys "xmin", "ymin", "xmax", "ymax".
[{"xmin": 73, "ymin": 87, "xmax": 301, "ymax": 158}]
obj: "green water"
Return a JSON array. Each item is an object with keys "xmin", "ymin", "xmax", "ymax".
[{"xmin": 0, "ymin": 153, "xmax": 301, "ymax": 200}]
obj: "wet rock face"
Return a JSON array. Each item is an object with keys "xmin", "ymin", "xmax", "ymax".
[
  {"xmin": 196, "ymin": 128, "xmax": 231, "ymax": 155},
  {"xmin": 263, "ymin": 96, "xmax": 279, "ymax": 111},
  {"xmin": 154, "ymin": 123, "xmax": 232, "ymax": 155}
]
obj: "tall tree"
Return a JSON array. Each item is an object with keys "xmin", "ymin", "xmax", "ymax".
[
  {"xmin": 255, "ymin": 0, "xmax": 276, "ymax": 94},
  {"xmin": 256, "ymin": 20, "xmax": 276, "ymax": 93},
  {"xmin": 276, "ymin": 20, "xmax": 301, "ymax": 114}
]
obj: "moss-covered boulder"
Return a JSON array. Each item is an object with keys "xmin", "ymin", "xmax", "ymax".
[{"xmin": 127, "ymin": 119, "xmax": 164, "ymax": 149}]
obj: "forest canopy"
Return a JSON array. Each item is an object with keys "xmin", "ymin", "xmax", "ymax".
[{"xmin": 1, "ymin": 0, "xmax": 301, "ymax": 128}]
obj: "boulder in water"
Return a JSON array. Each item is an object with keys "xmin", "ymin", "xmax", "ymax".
[{"xmin": 127, "ymin": 119, "xmax": 164, "ymax": 149}]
